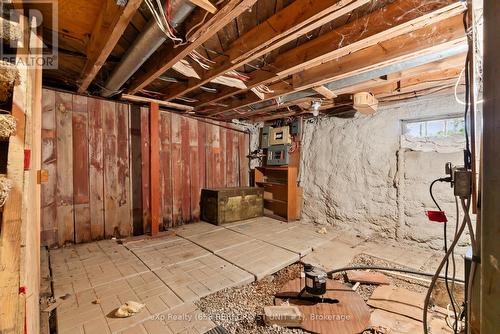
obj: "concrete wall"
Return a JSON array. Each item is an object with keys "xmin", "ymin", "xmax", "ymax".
[{"xmin": 299, "ymin": 94, "xmax": 471, "ymax": 250}]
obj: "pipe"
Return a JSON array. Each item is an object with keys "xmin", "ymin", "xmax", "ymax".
[{"xmin": 101, "ymin": 0, "xmax": 196, "ymax": 97}]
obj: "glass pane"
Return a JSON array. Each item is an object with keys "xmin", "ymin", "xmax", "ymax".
[
  {"xmin": 426, "ymin": 120, "xmax": 446, "ymax": 137},
  {"xmin": 446, "ymin": 118, "xmax": 465, "ymax": 136},
  {"xmin": 405, "ymin": 122, "xmax": 422, "ymax": 137}
]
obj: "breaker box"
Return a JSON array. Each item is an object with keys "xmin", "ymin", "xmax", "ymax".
[
  {"xmin": 267, "ymin": 145, "xmax": 289, "ymax": 166},
  {"xmin": 261, "ymin": 126, "xmax": 270, "ymax": 149},
  {"xmin": 269, "ymin": 126, "xmax": 292, "ymax": 145},
  {"xmin": 290, "ymin": 118, "xmax": 302, "ymax": 136}
]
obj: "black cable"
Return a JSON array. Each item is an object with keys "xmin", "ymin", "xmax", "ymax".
[
  {"xmin": 463, "ymin": 10, "xmax": 472, "ymax": 171},
  {"xmin": 325, "ymin": 266, "xmax": 465, "ymax": 283},
  {"xmin": 430, "ymin": 178, "xmax": 459, "ymax": 333}
]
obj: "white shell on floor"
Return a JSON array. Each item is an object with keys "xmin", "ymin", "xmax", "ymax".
[{"xmin": 114, "ymin": 301, "xmax": 145, "ymax": 318}]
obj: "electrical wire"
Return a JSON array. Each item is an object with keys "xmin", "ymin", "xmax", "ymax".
[
  {"xmin": 325, "ymin": 266, "xmax": 465, "ymax": 283},
  {"xmin": 423, "ymin": 197, "xmax": 470, "ymax": 334},
  {"xmin": 429, "ymin": 177, "xmax": 459, "ymax": 333}
]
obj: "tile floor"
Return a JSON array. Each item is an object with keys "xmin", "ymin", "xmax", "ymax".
[{"xmin": 49, "ymin": 217, "xmax": 443, "ymax": 334}]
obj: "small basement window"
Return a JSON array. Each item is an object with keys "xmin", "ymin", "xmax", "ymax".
[{"xmin": 404, "ymin": 117, "xmax": 465, "ymax": 139}]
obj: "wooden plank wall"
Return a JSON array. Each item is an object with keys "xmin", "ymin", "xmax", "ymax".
[
  {"xmin": 41, "ymin": 89, "xmax": 132, "ymax": 246},
  {"xmin": 40, "ymin": 89, "xmax": 250, "ymax": 245},
  {"xmin": 149, "ymin": 110, "xmax": 250, "ymax": 231}
]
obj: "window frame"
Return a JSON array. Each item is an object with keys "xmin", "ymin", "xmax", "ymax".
[{"xmin": 401, "ymin": 114, "xmax": 465, "ymax": 139}]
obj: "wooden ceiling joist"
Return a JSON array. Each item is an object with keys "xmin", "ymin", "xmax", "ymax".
[
  {"xmin": 291, "ymin": 16, "xmax": 466, "ymax": 90},
  {"xmin": 121, "ymin": 94, "xmax": 194, "ymax": 111},
  {"xmin": 189, "ymin": 0, "xmax": 218, "ymax": 14},
  {"xmin": 244, "ymin": 58, "xmax": 465, "ymax": 120},
  {"xmin": 313, "ymin": 86, "xmax": 338, "ymax": 99},
  {"xmin": 78, "ymin": 0, "xmax": 143, "ymax": 93},
  {"xmin": 195, "ymin": 0, "xmax": 464, "ymax": 108},
  {"xmin": 205, "ymin": 14, "xmax": 466, "ymax": 116},
  {"xmin": 127, "ymin": 0, "xmax": 258, "ymax": 94},
  {"xmin": 159, "ymin": 0, "xmax": 370, "ymax": 100}
]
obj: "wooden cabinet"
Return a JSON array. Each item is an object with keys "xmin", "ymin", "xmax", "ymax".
[
  {"xmin": 254, "ymin": 166, "xmax": 299, "ymax": 221},
  {"xmin": 200, "ymin": 187, "xmax": 264, "ymax": 225}
]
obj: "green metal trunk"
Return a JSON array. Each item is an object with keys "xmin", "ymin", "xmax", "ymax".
[{"xmin": 200, "ymin": 187, "xmax": 264, "ymax": 225}]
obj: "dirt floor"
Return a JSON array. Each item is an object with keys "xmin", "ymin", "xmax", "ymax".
[{"xmin": 196, "ymin": 254, "xmax": 463, "ymax": 334}]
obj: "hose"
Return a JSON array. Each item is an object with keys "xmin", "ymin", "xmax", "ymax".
[{"xmin": 326, "ymin": 266, "xmax": 465, "ymax": 283}]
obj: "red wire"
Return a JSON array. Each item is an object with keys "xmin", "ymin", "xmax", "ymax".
[{"xmin": 166, "ymin": 0, "xmax": 173, "ymax": 34}]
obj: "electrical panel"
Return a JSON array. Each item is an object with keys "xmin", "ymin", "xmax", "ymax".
[
  {"xmin": 261, "ymin": 126, "xmax": 270, "ymax": 149},
  {"xmin": 269, "ymin": 126, "xmax": 292, "ymax": 146},
  {"xmin": 291, "ymin": 118, "xmax": 302, "ymax": 136},
  {"xmin": 267, "ymin": 145, "xmax": 289, "ymax": 166}
]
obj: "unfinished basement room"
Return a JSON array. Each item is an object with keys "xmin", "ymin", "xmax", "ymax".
[{"xmin": 0, "ymin": 0, "xmax": 498, "ymax": 333}]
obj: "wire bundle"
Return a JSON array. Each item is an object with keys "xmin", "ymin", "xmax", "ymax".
[
  {"xmin": 221, "ymin": 70, "xmax": 250, "ymax": 82},
  {"xmin": 189, "ymin": 50, "xmax": 216, "ymax": 70},
  {"xmin": 254, "ymin": 84, "xmax": 274, "ymax": 94},
  {"xmin": 144, "ymin": 0, "xmax": 184, "ymax": 45}
]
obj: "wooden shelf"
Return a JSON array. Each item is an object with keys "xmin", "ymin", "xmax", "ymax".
[
  {"xmin": 256, "ymin": 181, "xmax": 287, "ymax": 187},
  {"xmin": 254, "ymin": 165, "xmax": 299, "ymax": 221},
  {"xmin": 256, "ymin": 166, "xmax": 288, "ymax": 171},
  {"xmin": 264, "ymin": 198, "xmax": 287, "ymax": 204}
]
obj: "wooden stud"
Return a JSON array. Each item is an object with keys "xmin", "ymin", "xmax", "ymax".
[
  {"xmin": 180, "ymin": 117, "xmax": 191, "ymax": 222},
  {"xmin": 159, "ymin": 112, "xmax": 173, "ymax": 228},
  {"xmin": 88, "ymin": 98, "xmax": 105, "ymax": 240},
  {"xmin": 188, "ymin": 118, "xmax": 201, "ymax": 220},
  {"xmin": 72, "ymin": 95, "xmax": 91, "ymax": 243},
  {"xmin": 238, "ymin": 132, "xmax": 249, "ymax": 187},
  {"xmin": 140, "ymin": 107, "xmax": 151, "ymax": 233},
  {"xmin": 55, "ymin": 91, "xmax": 74, "ymax": 244},
  {"xmin": 149, "ymin": 102, "xmax": 160, "ymax": 235},
  {"xmin": 171, "ymin": 114, "xmax": 183, "ymax": 225},
  {"xmin": 116, "ymin": 103, "xmax": 131, "ymax": 236},
  {"xmin": 41, "ymin": 89, "xmax": 57, "ymax": 246}
]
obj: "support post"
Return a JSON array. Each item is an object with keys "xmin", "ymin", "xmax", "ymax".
[{"xmin": 481, "ymin": 0, "xmax": 500, "ymax": 332}]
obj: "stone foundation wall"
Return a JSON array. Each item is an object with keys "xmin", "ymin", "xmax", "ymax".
[{"xmin": 298, "ymin": 94, "xmax": 471, "ymax": 251}]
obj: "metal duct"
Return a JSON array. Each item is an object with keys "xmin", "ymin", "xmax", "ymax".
[{"xmin": 101, "ymin": 0, "xmax": 196, "ymax": 97}]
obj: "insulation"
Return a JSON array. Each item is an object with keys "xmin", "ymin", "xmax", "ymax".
[
  {"xmin": 0, "ymin": 114, "xmax": 17, "ymax": 138},
  {"xmin": 0, "ymin": 176, "xmax": 13, "ymax": 208},
  {"xmin": 0, "ymin": 17, "xmax": 22, "ymax": 43},
  {"xmin": 0, "ymin": 60, "xmax": 20, "ymax": 102}
]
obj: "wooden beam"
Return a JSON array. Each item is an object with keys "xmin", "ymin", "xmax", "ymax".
[
  {"xmin": 160, "ymin": 0, "xmax": 369, "ymax": 100},
  {"xmin": 231, "ymin": 54, "xmax": 465, "ymax": 121},
  {"xmin": 481, "ymin": 0, "xmax": 500, "ymax": 332},
  {"xmin": 0, "ymin": 15, "xmax": 28, "ymax": 334},
  {"xmin": 190, "ymin": 0, "xmax": 218, "ymax": 13},
  {"xmin": 291, "ymin": 15, "xmax": 465, "ymax": 90},
  {"xmin": 127, "ymin": 0, "xmax": 258, "ymax": 94},
  {"xmin": 206, "ymin": 14, "xmax": 466, "ymax": 116},
  {"xmin": 150, "ymin": 102, "xmax": 160, "ymax": 236},
  {"xmin": 78, "ymin": 0, "xmax": 142, "ymax": 93},
  {"xmin": 313, "ymin": 86, "xmax": 337, "ymax": 99},
  {"xmin": 195, "ymin": 0, "xmax": 464, "ymax": 108},
  {"xmin": 121, "ymin": 94, "xmax": 194, "ymax": 111}
]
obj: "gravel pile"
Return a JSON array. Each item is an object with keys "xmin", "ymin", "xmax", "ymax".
[
  {"xmin": 196, "ymin": 264, "xmax": 307, "ymax": 334},
  {"xmin": 196, "ymin": 254, "xmax": 432, "ymax": 333}
]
